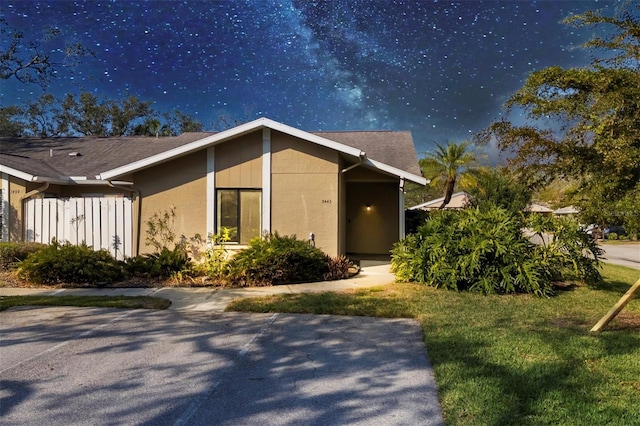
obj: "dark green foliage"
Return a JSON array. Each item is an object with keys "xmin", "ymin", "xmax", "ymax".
[
  {"xmin": 0, "ymin": 242, "xmax": 46, "ymax": 271},
  {"xmin": 392, "ymin": 207, "xmax": 602, "ymax": 296},
  {"xmin": 323, "ymin": 255, "xmax": 354, "ymax": 281},
  {"xmin": 227, "ymin": 233, "xmax": 329, "ymax": 286},
  {"xmin": 123, "ymin": 246, "xmax": 192, "ymax": 280},
  {"xmin": 392, "ymin": 207, "xmax": 552, "ymax": 296},
  {"xmin": 17, "ymin": 240, "xmax": 122, "ymax": 284},
  {"xmin": 528, "ymin": 215, "xmax": 603, "ymax": 287},
  {"xmin": 466, "ymin": 167, "xmax": 532, "ymax": 214}
]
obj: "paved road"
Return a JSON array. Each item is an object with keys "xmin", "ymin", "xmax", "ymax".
[
  {"xmin": 0, "ymin": 307, "xmax": 444, "ymax": 425},
  {"xmin": 599, "ymin": 244, "xmax": 640, "ymax": 270}
]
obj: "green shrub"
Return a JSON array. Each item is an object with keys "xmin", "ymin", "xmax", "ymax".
[
  {"xmin": 392, "ymin": 209, "xmax": 532, "ymax": 295},
  {"xmin": 607, "ymin": 232, "xmax": 618, "ymax": 240},
  {"xmin": 227, "ymin": 233, "xmax": 328, "ymax": 286},
  {"xmin": 124, "ymin": 246, "xmax": 192, "ymax": 280},
  {"xmin": 0, "ymin": 242, "xmax": 46, "ymax": 271},
  {"xmin": 18, "ymin": 240, "xmax": 122, "ymax": 284},
  {"xmin": 528, "ymin": 215, "xmax": 602, "ymax": 286},
  {"xmin": 196, "ymin": 230, "xmax": 233, "ymax": 280},
  {"xmin": 392, "ymin": 208, "xmax": 602, "ymax": 295}
]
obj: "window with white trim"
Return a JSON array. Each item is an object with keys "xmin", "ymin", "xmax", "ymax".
[{"xmin": 216, "ymin": 189, "xmax": 261, "ymax": 244}]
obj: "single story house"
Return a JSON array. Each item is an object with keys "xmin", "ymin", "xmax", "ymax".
[
  {"xmin": 408, "ymin": 191, "xmax": 470, "ymax": 211},
  {"xmin": 554, "ymin": 206, "xmax": 580, "ymax": 215},
  {"xmin": 0, "ymin": 118, "xmax": 426, "ymax": 259},
  {"xmin": 524, "ymin": 203, "xmax": 553, "ymax": 215}
]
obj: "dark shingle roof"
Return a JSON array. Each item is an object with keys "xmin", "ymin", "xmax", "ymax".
[
  {"xmin": 0, "ymin": 133, "xmax": 212, "ymax": 178},
  {"xmin": 313, "ymin": 131, "xmax": 421, "ymax": 176},
  {"xmin": 1, "ymin": 128, "xmax": 421, "ymax": 180},
  {"xmin": 0, "ymin": 153, "xmax": 65, "ymax": 179}
]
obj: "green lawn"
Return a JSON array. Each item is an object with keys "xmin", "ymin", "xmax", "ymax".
[
  {"xmin": 227, "ymin": 263, "xmax": 640, "ymax": 425},
  {"xmin": 0, "ymin": 295, "xmax": 171, "ymax": 311}
]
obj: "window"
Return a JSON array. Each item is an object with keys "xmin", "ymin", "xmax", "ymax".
[{"xmin": 216, "ymin": 189, "xmax": 261, "ymax": 244}]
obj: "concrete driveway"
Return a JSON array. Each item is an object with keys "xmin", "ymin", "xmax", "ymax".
[{"xmin": 0, "ymin": 306, "xmax": 444, "ymax": 425}]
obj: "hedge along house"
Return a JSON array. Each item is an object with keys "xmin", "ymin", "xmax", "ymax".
[{"xmin": 0, "ymin": 118, "xmax": 426, "ymax": 260}]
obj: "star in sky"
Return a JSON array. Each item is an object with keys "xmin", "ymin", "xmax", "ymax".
[{"xmin": 0, "ymin": 0, "xmax": 622, "ymax": 155}]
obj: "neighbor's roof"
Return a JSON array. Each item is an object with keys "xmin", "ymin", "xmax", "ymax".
[
  {"xmin": 554, "ymin": 206, "xmax": 580, "ymax": 215},
  {"xmin": 524, "ymin": 203, "xmax": 553, "ymax": 213},
  {"xmin": 0, "ymin": 118, "xmax": 426, "ymax": 185},
  {"xmin": 408, "ymin": 192, "xmax": 470, "ymax": 210}
]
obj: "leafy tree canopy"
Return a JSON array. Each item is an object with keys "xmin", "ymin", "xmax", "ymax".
[
  {"xmin": 0, "ymin": 92, "xmax": 203, "ymax": 138},
  {"xmin": 478, "ymin": 2, "xmax": 640, "ymax": 232}
]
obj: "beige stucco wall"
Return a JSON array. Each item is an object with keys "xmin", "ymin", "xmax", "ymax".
[
  {"xmin": 6, "ymin": 177, "xmax": 28, "ymax": 241},
  {"xmin": 133, "ymin": 152, "xmax": 207, "ymax": 254},
  {"xmin": 215, "ymin": 132, "xmax": 262, "ymax": 188},
  {"xmin": 345, "ymin": 181, "xmax": 399, "ymax": 255},
  {"xmin": 271, "ymin": 132, "xmax": 340, "ymax": 256}
]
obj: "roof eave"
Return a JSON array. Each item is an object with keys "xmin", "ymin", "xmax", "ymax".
[
  {"xmin": 0, "ymin": 164, "xmax": 35, "ymax": 182},
  {"xmin": 364, "ymin": 158, "xmax": 428, "ymax": 185},
  {"xmin": 99, "ymin": 118, "xmax": 366, "ymax": 180}
]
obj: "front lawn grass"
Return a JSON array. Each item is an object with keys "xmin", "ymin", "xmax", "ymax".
[
  {"xmin": 0, "ymin": 295, "xmax": 171, "ymax": 311},
  {"xmin": 227, "ymin": 264, "xmax": 640, "ymax": 425}
]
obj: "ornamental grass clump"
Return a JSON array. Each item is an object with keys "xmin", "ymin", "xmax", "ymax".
[{"xmin": 391, "ymin": 207, "xmax": 601, "ymax": 296}]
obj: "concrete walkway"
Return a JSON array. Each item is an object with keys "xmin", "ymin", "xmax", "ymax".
[{"xmin": 0, "ymin": 261, "xmax": 395, "ymax": 312}]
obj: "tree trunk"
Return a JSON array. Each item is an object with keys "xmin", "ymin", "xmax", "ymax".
[{"xmin": 439, "ymin": 177, "xmax": 456, "ymax": 209}]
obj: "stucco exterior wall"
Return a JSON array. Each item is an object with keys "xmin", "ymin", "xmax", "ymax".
[
  {"xmin": 6, "ymin": 177, "xmax": 28, "ymax": 241},
  {"xmin": 134, "ymin": 152, "xmax": 207, "ymax": 254},
  {"xmin": 271, "ymin": 132, "xmax": 340, "ymax": 256},
  {"xmin": 215, "ymin": 132, "xmax": 262, "ymax": 188}
]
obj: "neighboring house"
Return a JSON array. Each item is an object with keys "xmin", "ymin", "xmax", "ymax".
[
  {"xmin": 410, "ymin": 196, "xmax": 556, "ymax": 216},
  {"xmin": 0, "ymin": 118, "xmax": 426, "ymax": 259},
  {"xmin": 554, "ymin": 206, "xmax": 580, "ymax": 215},
  {"xmin": 408, "ymin": 192, "xmax": 470, "ymax": 211},
  {"xmin": 524, "ymin": 203, "xmax": 553, "ymax": 215}
]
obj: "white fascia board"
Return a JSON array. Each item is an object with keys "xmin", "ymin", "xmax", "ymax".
[
  {"xmin": 0, "ymin": 165, "xmax": 36, "ymax": 182},
  {"xmin": 72, "ymin": 179, "xmax": 132, "ymax": 185},
  {"xmin": 99, "ymin": 118, "xmax": 275, "ymax": 180},
  {"xmin": 262, "ymin": 118, "xmax": 363, "ymax": 157},
  {"xmin": 99, "ymin": 117, "xmax": 366, "ymax": 180},
  {"xmin": 0, "ymin": 164, "xmax": 74, "ymax": 184},
  {"xmin": 364, "ymin": 158, "xmax": 428, "ymax": 186}
]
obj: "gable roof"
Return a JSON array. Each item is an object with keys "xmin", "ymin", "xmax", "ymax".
[{"xmin": 0, "ymin": 118, "xmax": 426, "ymax": 185}]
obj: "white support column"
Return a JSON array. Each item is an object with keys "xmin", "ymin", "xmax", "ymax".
[
  {"xmin": 1, "ymin": 173, "xmax": 8, "ymax": 242},
  {"xmin": 399, "ymin": 178, "xmax": 405, "ymax": 239},
  {"xmin": 262, "ymin": 128, "xmax": 272, "ymax": 234},
  {"xmin": 206, "ymin": 146, "xmax": 216, "ymax": 239}
]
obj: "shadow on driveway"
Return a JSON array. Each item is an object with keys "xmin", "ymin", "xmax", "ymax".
[{"xmin": 0, "ymin": 307, "xmax": 444, "ymax": 425}]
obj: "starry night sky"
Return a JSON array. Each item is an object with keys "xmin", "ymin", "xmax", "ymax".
[{"xmin": 0, "ymin": 0, "xmax": 623, "ymax": 155}]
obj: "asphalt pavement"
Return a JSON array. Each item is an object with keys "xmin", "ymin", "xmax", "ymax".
[
  {"xmin": 599, "ymin": 243, "xmax": 640, "ymax": 270},
  {"xmin": 0, "ymin": 306, "xmax": 444, "ymax": 425}
]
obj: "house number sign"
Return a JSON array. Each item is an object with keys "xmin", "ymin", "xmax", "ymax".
[{"xmin": 322, "ymin": 199, "xmax": 332, "ymax": 204}]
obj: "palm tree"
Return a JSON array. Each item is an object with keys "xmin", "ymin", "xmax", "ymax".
[{"xmin": 420, "ymin": 141, "xmax": 478, "ymax": 209}]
